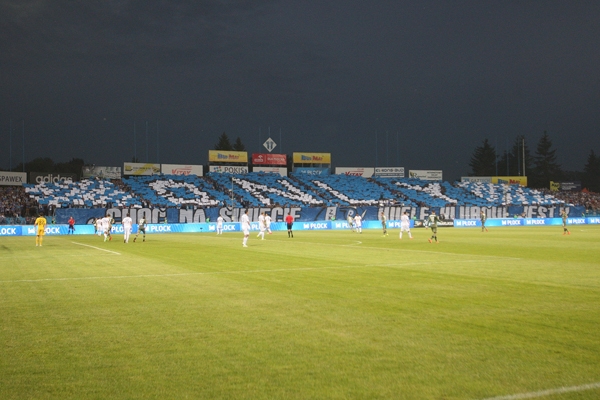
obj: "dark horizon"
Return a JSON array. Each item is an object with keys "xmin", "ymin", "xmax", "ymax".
[{"xmin": 2, "ymin": 1, "xmax": 599, "ymax": 181}]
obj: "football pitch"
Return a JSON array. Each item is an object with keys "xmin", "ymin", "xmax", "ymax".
[{"xmin": 1, "ymin": 226, "xmax": 599, "ymax": 399}]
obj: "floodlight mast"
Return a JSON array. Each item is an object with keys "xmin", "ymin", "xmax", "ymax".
[
  {"xmin": 231, "ymin": 176, "xmax": 234, "ymax": 212},
  {"xmin": 522, "ymin": 136, "xmax": 526, "ymax": 177}
]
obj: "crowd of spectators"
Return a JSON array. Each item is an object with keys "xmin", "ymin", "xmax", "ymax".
[
  {"xmin": 548, "ymin": 190, "xmax": 600, "ymax": 214},
  {"xmin": 0, "ymin": 186, "xmax": 38, "ymax": 224},
  {"xmin": 2, "ymin": 180, "xmax": 600, "ymax": 225}
]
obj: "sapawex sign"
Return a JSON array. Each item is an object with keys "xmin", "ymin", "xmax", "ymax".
[{"xmin": 0, "ymin": 171, "xmax": 27, "ymax": 186}]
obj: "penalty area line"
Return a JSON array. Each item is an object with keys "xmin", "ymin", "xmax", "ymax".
[
  {"xmin": 481, "ymin": 382, "xmax": 600, "ymax": 400},
  {"xmin": 72, "ymin": 242, "xmax": 121, "ymax": 255}
]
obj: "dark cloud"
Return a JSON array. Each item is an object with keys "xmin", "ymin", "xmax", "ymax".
[{"xmin": 1, "ymin": 1, "xmax": 599, "ymax": 180}]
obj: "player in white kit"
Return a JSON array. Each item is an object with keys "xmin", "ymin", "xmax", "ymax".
[
  {"xmin": 216, "ymin": 215, "xmax": 224, "ymax": 235},
  {"xmin": 399, "ymin": 211, "xmax": 413, "ymax": 239},
  {"xmin": 265, "ymin": 214, "xmax": 272, "ymax": 234},
  {"xmin": 95, "ymin": 217, "xmax": 104, "ymax": 238},
  {"xmin": 241, "ymin": 210, "xmax": 250, "ymax": 247},
  {"xmin": 257, "ymin": 212, "xmax": 266, "ymax": 240},
  {"xmin": 102, "ymin": 214, "xmax": 113, "ymax": 242},
  {"xmin": 354, "ymin": 214, "xmax": 362, "ymax": 234},
  {"xmin": 122, "ymin": 213, "xmax": 133, "ymax": 243}
]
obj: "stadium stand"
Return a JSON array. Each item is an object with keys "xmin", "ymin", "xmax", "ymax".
[
  {"xmin": 209, "ymin": 172, "xmax": 325, "ymax": 207},
  {"xmin": 455, "ymin": 181, "xmax": 565, "ymax": 206},
  {"xmin": 24, "ymin": 179, "xmax": 140, "ymax": 208},
  {"xmin": 9, "ymin": 173, "xmax": 599, "ymax": 225},
  {"xmin": 122, "ymin": 175, "xmax": 225, "ymax": 208},
  {"xmin": 289, "ymin": 173, "xmax": 397, "ymax": 206}
]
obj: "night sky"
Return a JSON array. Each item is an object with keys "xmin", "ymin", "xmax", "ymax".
[{"xmin": 1, "ymin": 1, "xmax": 599, "ymax": 181}]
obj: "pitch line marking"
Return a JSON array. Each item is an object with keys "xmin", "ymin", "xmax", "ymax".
[
  {"xmin": 71, "ymin": 242, "xmax": 121, "ymax": 255},
  {"xmin": 481, "ymin": 381, "xmax": 600, "ymax": 400},
  {"xmin": 0, "ymin": 258, "xmax": 491, "ymax": 283},
  {"xmin": 342, "ymin": 241, "xmax": 362, "ymax": 246}
]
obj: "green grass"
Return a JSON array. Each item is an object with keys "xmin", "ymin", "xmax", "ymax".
[{"xmin": 1, "ymin": 226, "xmax": 599, "ymax": 399}]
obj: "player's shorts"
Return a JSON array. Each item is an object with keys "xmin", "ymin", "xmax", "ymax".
[
  {"xmin": 37, "ymin": 228, "xmax": 45, "ymax": 236},
  {"xmin": 287, "ymin": 223, "xmax": 293, "ymax": 230},
  {"xmin": 243, "ymin": 228, "xmax": 250, "ymax": 235},
  {"xmin": 139, "ymin": 227, "xmax": 146, "ymax": 234},
  {"xmin": 401, "ymin": 224, "xmax": 410, "ymax": 231}
]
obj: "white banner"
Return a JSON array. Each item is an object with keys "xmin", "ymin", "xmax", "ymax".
[
  {"xmin": 0, "ymin": 171, "xmax": 27, "ymax": 186},
  {"xmin": 123, "ymin": 163, "xmax": 161, "ymax": 176},
  {"xmin": 461, "ymin": 176, "xmax": 492, "ymax": 183},
  {"xmin": 81, "ymin": 166, "xmax": 122, "ymax": 179},
  {"xmin": 252, "ymin": 166, "xmax": 288, "ymax": 176},
  {"xmin": 161, "ymin": 164, "xmax": 204, "ymax": 176},
  {"xmin": 408, "ymin": 170, "xmax": 443, "ymax": 181},
  {"xmin": 335, "ymin": 167, "xmax": 374, "ymax": 177},
  {"xmin": 374, "ymin": 167, "xmax": 405, "ymax": 178},
  {"xmin": 209, "ymin": 165, "xmax": 249, "ymax": 174}
]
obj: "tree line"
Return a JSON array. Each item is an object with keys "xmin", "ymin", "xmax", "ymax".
[{"xmin": 469, "ymin": 131, "xmax": 600, "ymax": 191}]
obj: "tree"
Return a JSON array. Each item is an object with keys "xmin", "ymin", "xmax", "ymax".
[
  {"xmin": 469, "ymin": 139, "xmax": 497, "ymax": 176},
  {"xmin": 583, "ymin": 150, "xmax": 600, "ymax": 192},
  {"xmin": 530, "ymin": 131, "xmax": 562, "ymax": 188},
  {"xmin": 232, "ymin": 137, "xmax": 246, "ymax": 151},
  {"xmin": 497, "ymin": 136, "xmax": 533, "ymax": 177},
  {"xmin": 22, "ymin": 157, "xmax": 55, "ymax": 173},
  {"xmin": 214, "ymin": 132, "xmax": 233, "ymax": 150},
  {"xmin": 55, "ymin": 158, "xmax": 85, "ymax": 175}
]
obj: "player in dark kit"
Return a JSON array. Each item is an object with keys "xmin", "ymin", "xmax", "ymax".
[
  {"xmin": 427, "ymin": 211, "xmax": 440, "ymax": 244},
  {"xmin": 480, "ymin": 210, "xmax": 488, "ymax": 232},
  {"xmin": 133, "ymin": 217, "xmax": 147, "ymax": 242},
  {"xmin": 561, "ymin": 210, "xmax": 570, "ymax": 235},
  {"xmin": 285, "ymin": 214, "xmax": 294, "ymax": 238},
  {"xmin": 68, "ymin": 216, "xmax": 75, "ymax": 234},
  {"xmin": 380, "ymin": 211, "xmax": 388, "ymax": 236}
]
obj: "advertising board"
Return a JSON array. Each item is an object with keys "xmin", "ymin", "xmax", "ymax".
[
  {"xmin": 30, "ymin": 172, "xmax": 78, "ymax": 184},
  {"xmin": 374, "ymin": 167, "xmax": 404, "ymax": 178},
  {"xmin": 208, "ymin": 150, "xmax": 248, "ymax": 163},
  {"xmin": 557, "ymin": 181, "xmax": 581, "ymax": 191},
  {"xmin": 123, "ymin": 163, "xmax": 160, "ymax": 176},
  {"xmin": 461, "ymin": 176, "xmax": 493, "ymax": 183},
  {"xmin": 209, "ymin": 165, "xmax": 249, "ymax": 174},
  {"xmin": 252, "ymin": 153, "xmax": 287, "ymax": 166},
  {"xmin": 81, "ymin": 166, "xmax": 122, "ymax": 179},
  {"xmin": 292, "ymin": 152, "xmax": 331, "ymax": 164},
  {"xmin": 408, "ymin": 170, "xmax": 443, "ymax": 181},
  {"xmin": 161, "ymin": 164, "xmax": 204, "ymax": 176},
  {"xmin": 0, "ymin": 171, "xmax": 27, "ymax": 186},
  {"xmin": 491, "ymin": 176, "xmax": 528, "ymax": 186},
  {"xmin": 294, "ymin": 167, "xmax": 330, "ymax": 175},
  {"xmin": 335, "ymin": 167, "xmax": 374, "ymax": 177},
  {"xmin": 252, "ymin": 167, "xmax": 288, "ymax": 176}
]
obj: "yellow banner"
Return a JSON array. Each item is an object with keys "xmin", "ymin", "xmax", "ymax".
[
  {"xmin": 123, "ymin": 163, "xmax": 160, "ymax": 176},
  {"xmin": 293, "ymin": 152, "xmax": 331, "ymax": 164},
  {"xmin": 208, "ymin": 150, "xmax": 248, "ymax": 163},
  {"xmin": 549, "ymin": 181, "xmax": 560, "ymax": 191},
  {"xmin": 491, "ymin": 176, "xmax": 528, "ymax": 186}
]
